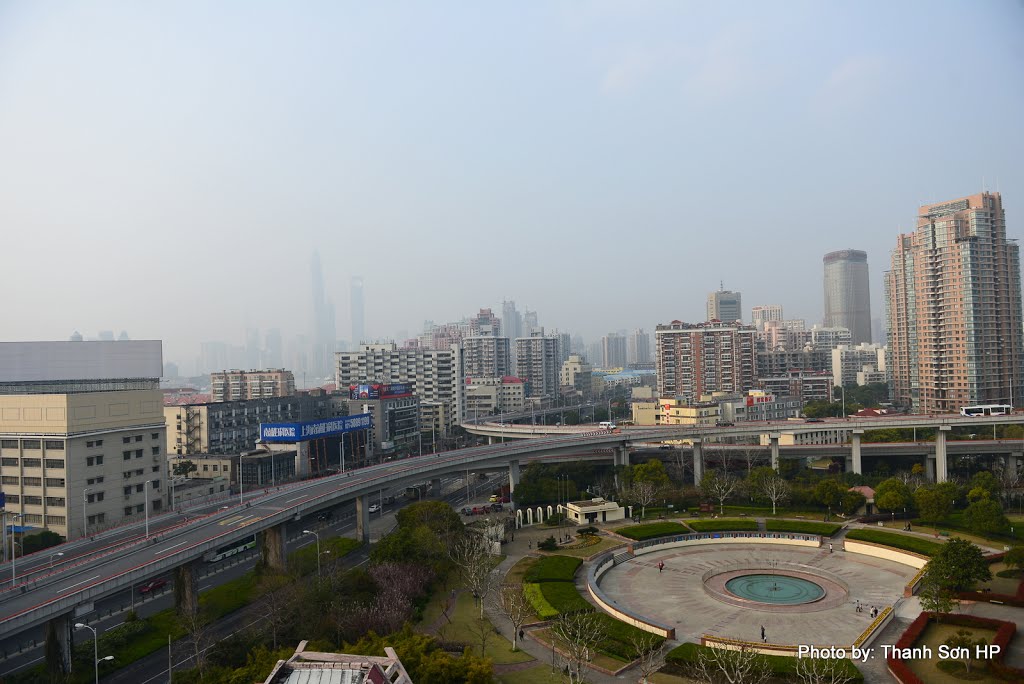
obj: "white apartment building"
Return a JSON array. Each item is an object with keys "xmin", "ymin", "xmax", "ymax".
[
  {"xmin": 335, "ymin": 344, "xmax": 465, "ymax": 429},
  {"xmin": 465, "ymin": 377, "xmax": 526, "ymax": 416},
  {"xmin": 210, "ymin": 369, "xmax": 296, "ymax": 402},
  {"xmin": 810, "ymin": 325, "xmax": 853, "ymax": 351},
  {"xmin": 0, "ymin": 341, "xmax": 166, "ymax": 541},
  {"xmin": 463, "ymin": 336, "xmax": 511, "ymax": 378},
  {"xmin": 831, "ymin": 343, "xmax": 887, "ymax": 387},
  {"xmin": 751, "ymin": 305, "xmax": 784, "ymax": 330}
]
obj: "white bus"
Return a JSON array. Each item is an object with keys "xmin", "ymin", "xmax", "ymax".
[
  {"xmin": 599, "ymin": 421, "xmax": 617, "ymax": 430},
  {"xmin": 960, "ymin": 404, "xmax": 1013, "ymax": 417},
  {"xmin": 204, "ymin": 535, "xmax": 257, "ymax": 563}
]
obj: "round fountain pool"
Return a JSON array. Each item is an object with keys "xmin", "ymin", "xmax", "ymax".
[{"xmin": 724, "ymin": 574, "xmax": 825, "ymax": 605}]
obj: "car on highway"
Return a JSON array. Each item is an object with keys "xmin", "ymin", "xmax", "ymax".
[
  {"xmin": 368, "ymin": 503, "xmax": 381, "ymax": 514},
  {"xmin": 138, "ymin": 578, "xmax": 167, "ymax": 594},
  {"xmin": 715, "ymin": 420, "xmax": 735, "ymax": 427},
  {"xmin": 316, "ymin": 510, "xmax": 334, "ymax": 522},
  {"xmin": 805, "ymin": 418, "xmax": 824, "ymax": 423},
  {"xmin": 489, "ymin": 494, "xmax": 499, "ymax": 502}
]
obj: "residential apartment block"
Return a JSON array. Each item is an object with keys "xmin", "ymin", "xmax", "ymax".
[
  {"xmin": 655, "ymin": 321, "xmax": 757, "ymax": 401},
  {"xmin": 0, "ymin": 341, "xmax": 166, "ymax": 540},
  {"xmin": 463, "ymin": 336, "xmax": 511, "ymax": 379},
  {"xmin": 831, "ymin": 343, "xmax": 887, "ymax": 387},
  {"xmin": 465, "ymin": 377, "xmax": 526, "ymax": 417},
  {"xmin": 210, "ymin": 369, "xmax": 296, "ymax": 402},
  {"xmin": 514, "ymin": 332, "xmax": 561, "ymax": 400}
]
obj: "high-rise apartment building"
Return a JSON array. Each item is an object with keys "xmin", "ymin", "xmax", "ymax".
[
  {"xmin": 655, "ymin": 321, "xmax": 757, "ymax": 400},
  {"xmin": 831, "ymin": 343, "xmax": 887, "ymax": 387},
  {"xmin": 210, "ymin": 369, "xmax": 296, "ymax": 402},
  {"xmin": 810, "ymin": 325, "xmax": 853, "ymax": 351},
  {"xmin": 823, "ymin": 249, "xmax": 872, "ymax": 343},
  {"xmin": 0, "ymin": 341, "xmax": 165, "ymax": 540},
  {"xmin": 560, "ymin": 355, "xmax": 593, "ymax": 396},
  {"xmin": 601, "ymin": 333, "xmax": 627, "ymax": 368},
  {"xmin": 350, "ymin": 276, "xmax": 365, "ymax": 348},
  {"xmin": 751, "ymin": 305, "xmax": 784, "ymax": 330},
  {"xmin": 886, "ymin": 192, "xmax": 1022, "ymax": 412},
  {"xmin": 515, "ymin": 332, "xmax": 561, "ymax": 400},
  {"xmin": 707, "ymin": 289, "xmax": 743, "ymax": 323},
  {"xmin": 463, "ymin": 336, "xmax": 511, "ymax": 379},
  {"xmin": 335, "ymin": 343, "xmax": 465, "ymax": 428},
  {"xmin": 628, "ymin": 329, "xmax": 651, "ymax": 365},
  {"xmin": 469, "ymin": 308, "xmax": 501, "ymax": 336}
]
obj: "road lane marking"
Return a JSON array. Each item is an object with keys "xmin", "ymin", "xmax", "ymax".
[
  {"xmin": 284, "ymin": 495, "xmax": 305, "ymax": 503},
  {"xmin": 58, "ymin": 575, "xmax": 100, "ymax": 592},
  {"xmin": 103, "ymin": 622, "xmax": 123, "ymax": 632},
  {"xmin": 154, "ymin": 541, "xmax": 187, "ymax": 555}
]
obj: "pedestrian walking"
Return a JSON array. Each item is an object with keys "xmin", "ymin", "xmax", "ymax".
[
  {"xmin": 829, "ymin": 543, "xmax": 833, "ymax": 553},
  {"xmin": 519, "ymin": 629, "xmax": 525, "ymax": 642},
  {"xmin": 760, "ymin": 625, "xmax": 765, "ymax": 642},
  {"xmin": 658, "ymin": 561, "xmax": 664, "ymax": 573}
]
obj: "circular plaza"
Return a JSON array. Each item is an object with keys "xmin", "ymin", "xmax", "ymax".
[{"xmin": 595, "ymin": 541, "xmax": 915, "ymax": 647}]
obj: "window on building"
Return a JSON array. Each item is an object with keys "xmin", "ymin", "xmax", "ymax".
[
  {"xmin": 86, "ymin": 455, "xmax": 104, "ymax": 466},
  {"xmin": 203, "ymin": 465, "xmax": 209, "ymax": 471},
  {"xmin": 212, "ymin": 465, "xmax": 219, "ymax": 471},
  {"xmin": 123, "ymin": 436, "xmax": 131, "ymax": 444},
  {"xmin": 20, "ymin": 514, "xmax": 42, "ymax": 524},
  {"xmin": 21, "ymin": 458, "xmax": 41, "ymax": 468},
  {"xmin": 23, "ymin": 495, "xmax": 42, "ymax": 505},
  {"xmin": 87, "ymin": 492, "xmax": 104, "ymax": 503},
  {"xmin": 45, "ymin": 515, "xmax": 66, "ymax": 526},
  {"xmin": 152, "ymin": 465, "xmax": 160, "ymax": 473},
  {"xmin": 151, "ymin": 446, "xmax": 160, "ymax": 455},
  {"xmin": 151, "ymin": 433, "xmax": 159, "ymax": 440},
  {"xmin": 135, "ymin": 469, "xmax": 143, "ymax": 476},
  {"xmin": 1, "ymin": 476, "xmax": 18, "ymax": 485},
  {"xmin": 135, "ymin": 483, "xmax": 144, "ymax": 493},
  {"xmin": 1, "ymin": 457, "xmax": 17, "ymax": 467},
  {"xmin": 135, "ymin": 504, "xmax": 144, "ymax": 513},
  {"xmin": 0, "ymin": 439, "xmax": 18, "ymax": 449},
  {"xmin": 86, "ymin": 476, "xmax": 104, "ymax": 485},
  {"xmin": 22, "ymin": 440, "xmax": 40, "ymax": 450},
  {"xmin": 135, "ymin": 435, "xmax": 142, "ymax": 442},
  {"xmin": 135, "ymin": 449, "xmax": 143, "ymax": 458},
  {"xmin": 44, "ymin": 440, "xmax": 64, "ymax": 450},
  {"xmin": 123, "ymin": 451, "xmax": 131, "ymax": 461},
  {"xmin": 44, "ymin": 459, "xmax": 64, "ymax": 469},
  {"xmin": 5, "ymin": 494, "xmax": 19, "ymax": 503},
  {"xmin": 124, "ymin": 507, "xmax": 132, "ymax": 516},
  {"xmin": 152, "ymin": 500, "xmax": 162, "ymax": 512},
  {"xmin": 45, "ymin": 497, "xmax": 65, "ymax": 507},
  {"xmin": 22, "ymin": 477, "xmax": 41, "ymax": 486},
  {"xmin": 123, "ymin": 486, "xmax": 132, "ymax": 496},
  {"xmin": 88, "ymin": 513, "xmax": 105, "ymax": 525},
  {"xmin": 151, "ymin": 479, "xmax": 160, "ymax": 490},
  {"xmin": 44, "ymin": 478, "xmax": 65, "ymax": 487}
]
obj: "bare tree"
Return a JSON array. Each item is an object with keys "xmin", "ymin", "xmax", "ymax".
[
  {"xmin": 794, "ymin": 656, "xmax": 857, "ymax": 684},
  {"xmin": 495, "ymin": 583, "xmax": 531, "ymax": 651},
  {"xmin": 740, "ymin": 443, "xmax": 766, "ymax": 478},
  {"xmin": 757, "ymin": 473, "xmax": 791, "ymax": 515},
  {"xmin": 688, "ymin": 645, "xmax": 770, "ymax": 684},
  {"xmin": 450, "ymin": 533, "xmax": 497, "ymax": 618},
  {"xmin": 553, "ymin": 611, "xmax": 606, "ymax": 684},
  {"xmin": 259, "ymin": 573, "xmax": 297, "ymax": 650},
  {"xmin": 178, "ymin": 608, "xmax": 213, "ymax": 678},
  {"xmin": 631, "ymin": 480, "xmax": 661, "ymax": 518},
  {"xmin": 702, "ymin": 471, "xmax": 741, "ymax": 515},
  {"xmin": 629, "ymin": 632, "xmax": 667, "ymax": 684},
  {"xmin": 466, "ymin": 614, "xmax": 495, "ymax": 658}
]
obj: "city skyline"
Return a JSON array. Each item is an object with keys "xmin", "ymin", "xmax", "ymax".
[{"xmin": 1, "ymin": 2, "xmax": 1021, "ymax": 367}]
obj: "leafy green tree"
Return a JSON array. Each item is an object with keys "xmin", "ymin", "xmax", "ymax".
[
  {"xmin": 632, "ymin": 459, "xmax": 671, "ymax": 488},
  {"xmin": 944, "ymin": 629, "xmax": 987, "ymax": 674},
  {"xmin": 914, "ymin": 485, "xmax": 953, "ymax": 524},
  {"xmin": 840, "ymin": 490, "xmax": 866, "ymax": 516},
  {"xmin": 875, "ymin": 477, "xmax": 912, "ymax": 513},
  {"xmin": 173, "ymin": 459, "xmax": 198, "ymax": 477},
  {"xmin": 964, "ymin": 498, "xmax": 1010, "ymax": 536},
  {"xmin": 969, "ymin": 471, "xmax": 1002, "ymax": 499},
  {"xmin": 919, "ymin": 571, "xmax": 958, "ymax": 618},
  {"xmin": 1004, "ymin": 546, "xmax": 1024, "ymax": 572},
  {"xmin": 927, "ymin": 537, "xmax": 992, "ymax": 592},
  {"xmin": 813, "ymin": 478, "xmax": 845, "ymax": 509}
]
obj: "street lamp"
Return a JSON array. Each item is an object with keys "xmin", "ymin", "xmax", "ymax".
[
  {"xmin": 83, "ymin": 489, "xmax": 92, "ymax": 539},
  {"xmin": 49, "ymin": 551, "xmax": 64, "ymax": 568},
  {"xmin": 144, "ymin": 480, "xmax": 152, "ymax": 538},
  {"xmin": 8, "ymin": 513, "xmax": 22, "ymax": 585},
  {"xmin": 302, "ymin": 529, "xmax": 321, "ymax": 578},
  {"xmin": 75, "ymin": 622, "xmax": 113, "ymax": 684}
]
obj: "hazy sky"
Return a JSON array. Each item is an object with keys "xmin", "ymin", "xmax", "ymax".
[{"xmin": 2, "ymin": 1, "xmax": 1022, "ymax": 366}]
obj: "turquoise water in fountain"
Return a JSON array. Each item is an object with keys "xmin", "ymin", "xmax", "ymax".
[{"xmin": 724, "ymin": 574, "xmax": 825, "ymax": 605}]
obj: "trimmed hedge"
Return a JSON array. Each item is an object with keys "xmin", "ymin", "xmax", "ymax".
[
  {"xmin": 765, "ymin": 520, "xmax": 842, "ymax": 536},
  {"xmin": 539, "ymin": 581, "xmax": 594, "ymax": 615},
  {"xmin": 665, "ymin": 643, "xmax": 863, "ymax": 682},
  {"xmin": 524, "ymin": 555, "xmax": 582, "ymax": 583},
  {"xmin": 688, "ymin": 519, "xmax": 759, "ymax": 532},
  {"xmin": 593, "ymin": 614, "xmax": 665, "ymax": 662},
  {"xmin": 523, "ymin": 582, "xmax": 558, "ymax": 620},
  {"xmin": 844, "ymin": 529, "xmax": 943, "ymax": 557},
  {"xmin": 618, "ymin": 522, "xmax": 690, "ymax": 541}
]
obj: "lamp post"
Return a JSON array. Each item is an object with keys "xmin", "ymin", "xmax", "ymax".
[
  {"xmin": 83, "ymin": 489, "xmax": 92, "ymax": 539},
  {"xmin": 49, "ymin": 551, "xmax": 64, "ymax": 568},
  {"xmin": 8, "ymin": 513, "xmax": 22, "ymax": 585},
  {"xmin": 302, "ymin": 529, "xmax": 321, "ymax": 578},
  {"xmin": 144, "ymin": 480, "xmax": 152, "ymax": 539},
  {"xmin": 75, "ymin": 622, "xmax": 113, "ymax": 684}
]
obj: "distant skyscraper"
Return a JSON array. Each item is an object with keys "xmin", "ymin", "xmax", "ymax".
[
  {"xmin": 351, "ymin": 276, "xmax": 365, "ymax": 347},
  {"xmin": 265, "ymin": 328, "xmax": 283, "ymax": 368},
  {"xmin": 823, "ymin": 250, "xmax": 872, "ymax": 344},
  {"xmin": 524, "ymin": 308, "xmax": 539, "ymax": 335},
  {"xmin": 502, "ymin": 301, "xmax": 523, "ymax": 341},
  {"xmin": 886, "ymin": 192, "xmax": 1022, "ymax": 412},
  {"xmin": 707, "ymin": 288, "xmax": 742, "ymax": 323},
  {"xmin": 751, "ymin": 305, "xmax": 784, "ymax": 330},
  {"xmin": 602, "ymin": 333, "xmax": 627, "ymax": 368},
  {"xmin": 309, "ymin": 251, "xmax": 336, "ymax": 378},
  {"xmin": 628, "ymin": 329, "xmax": 651, "ymax": 365}
]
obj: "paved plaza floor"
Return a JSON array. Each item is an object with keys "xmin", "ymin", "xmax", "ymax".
[{"xmin": 598, "ymin": 544, "xmax": 916, "ymax": 648}]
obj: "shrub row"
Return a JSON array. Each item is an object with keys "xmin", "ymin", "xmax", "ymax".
[
  {"xmin": 665, "ymin": 643, "xmax": 863, "ymax": 682},
  {"xmin": 888, "ymin": 612, "xmax": 1021, "ymax": 684},
  {"xmin": 524, "ymin": 555, "xmax": 582, "ymax": 583},
  {"xmin": 539, "ymin": 581, "xmax": 594, "ymax": 615},
  {"xmin": 765, "ymin": 520, "xmax": 842, "ymax": 536},
  {"xmin": 844, "ymin": 529, "xmax": 943, "ymax": 557},
  {"xmin": 687, "ymin": 519, "xmax": 759, "ymax": 533},
  {"xmin": 523, "ymin": 582, "xmax": 558, "ymax": 620},
  {"xmin": 617, "ymin": 522, "xmax": 690, "ymax": 541},
  {"xmin": 592, "ymin": 614, "xmax": 665, "ymax": 662}
]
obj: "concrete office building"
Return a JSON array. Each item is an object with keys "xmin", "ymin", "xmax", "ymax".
[
  {"xmin": 707, "ymin": 288, "xmax": 743, "ymax": 323},
  {"xmin": 756, "ymin": 348, "xmax": 831, "ymax": 377},
  {"xmin": 335, "ymin": 343, "xmax": 465, "ymax": 429},
  {"xmin": 823, "ymin": 249, "xmax": 872, "ymax": 344},
  {"xmin": 758, "ymin": 371, "xmax": 834, "ymax": 404},
  {"xmin": 601, "ymin": 333, "xmax": 627, "ymax": 368},
  {"xmin": 210, "ymin": 369, "xmax": 296, "ymax": 402},
  {"xmin": 345, "ymin": 384, "xmax": 420, "ymax": 457},
  {"xmin": 0, "ymin": 341, "xmax": 166, "ymax": 540},
  {"xmin": 463, "ymin": 336, "xmax": 511, "ymax": 378},
  {"xmin": 886, "ymin": 192, "xmax": 1023, "ymax": 412},
  {"xmin": 751, "ymin": 305, "xmax": 784, "ymax": 330},
  {"xmin": 465, "ymin": 377, "xmax": 526, "ymax": 416},
  {"xmin": 655, "ymin": 321, "xmax": 757, "ymax": 401},
  {"xmin": 515, "ymin": 331, "xmax": 561, "ymax": 401},
  {"xmin": 165, "ymin": 390, "xmax": 339, "ymax": 456},
  {"xmin": 560, "ymin": 355, "xmax": 593, "ymax": 396}
]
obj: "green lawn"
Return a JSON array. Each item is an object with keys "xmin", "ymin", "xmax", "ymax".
[
  {"xmin": 905, "ymin": 623, "xmax": 1003, "ymax": 684},
  {"xmin": 525, "ymin": 555, "xmax": 582, "ymax": 583},
  {"xmin": 548, "ymin": 537, "xmax": 623, "ymax": 558},
  {"xmin": 434, "ymin": 592, "xmax": 534, "ymax": 665},
  {"xmin": 617, "ymin": 521, "xmax": 690, "ymax": 541},
  {"xmin": 504, "ymin": 556, "xmax": 539, "ymax": 586}
]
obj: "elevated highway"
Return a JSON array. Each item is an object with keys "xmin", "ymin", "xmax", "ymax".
[{"xmin": 3, "ymin": 414, "xmax": 1023, "ymax": 673}]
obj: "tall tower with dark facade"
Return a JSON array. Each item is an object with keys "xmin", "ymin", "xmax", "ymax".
[{"xmin": 823, "ymin": 249, "xmax": 872, "ymax": 344}]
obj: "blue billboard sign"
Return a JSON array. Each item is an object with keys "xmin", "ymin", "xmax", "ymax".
[{"xmin": 259, "ymin": 414, "xmax": 372, "ymax": 443}]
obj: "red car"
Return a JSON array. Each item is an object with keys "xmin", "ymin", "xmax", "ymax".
[{"xmin": 139, "ymin": 578, "xmax": 167, "ymax": 594}]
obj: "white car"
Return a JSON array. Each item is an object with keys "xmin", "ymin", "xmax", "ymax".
[{"xmin": 368, "ymin": 503, "xmax": 381, "ymax": 514}]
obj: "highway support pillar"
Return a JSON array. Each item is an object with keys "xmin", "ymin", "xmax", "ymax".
[
  {"xmin": 926, "ymin": 456, "xmax": 936, "ymax": 483},
  {"xmin": 488, "ymin": 436, "xmax": 496, "ymax": 445},
  {"xmin": 356, "ymin": 494, "xmax": 371, "ymax": 544},
  {"xmin": 850, "ymin": 430, "xmax": 864, "ymax": 475},
  {"xmin": 613, "ymin": 447, "xmax": 629, "ymax": 489},
  {"xmin": 769, "ymin": 433, "xmax": 781, "ymax": 471},
  {"xmin": 509, "ymin": 460, "xmax": 520, "ymax": 500},
  {"xmin": 692, "ymin": 440, "xmax": 703, "ymax": 485},
  {"xmin": 935, "ymin": 425, "xmax": 951, "ymax": 483},
  {"xmin": 44, "ymin": 611, "xmax": 73, "ymax": 676},
  {"xmin": 261, "ymin": 524, "xmax": 287, "ymax": 572},
  {"xmin": 431, "ymin": 477, "xmax": 442, "ymax": 496},
  {"xmin": 1010, "ymin": 452, "xmax": 1023, "ymax": 483},
  {"xmin": 174, "ymin": 560, "xmax": 200, "ymax": 617}
]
